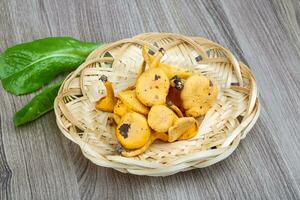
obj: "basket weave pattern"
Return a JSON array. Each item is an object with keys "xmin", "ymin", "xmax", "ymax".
[{"xmin": 54, "ymin": 33, "xmax": 260, "ymax": 176}]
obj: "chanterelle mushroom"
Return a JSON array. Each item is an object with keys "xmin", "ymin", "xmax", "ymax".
[
  {"xmin": 96, "ymin": 75, "xmax": 117, "ymax": 112},
  {"xmin": 95, "ymin": 46, "xmax": 214, "ymax": 157},
  {"xmin": 113, "ymin": 99, "xmax": 128, "ymax": 117},
  {"xmin": 135, "ymin": 47, "xmax": 170, "ymax": 106},
  {"xmin": 168, "ymin": 117, "xmax": 197, "ymax": 142},
  {"xmin": 178, "ymin": 120, "xmax": 199, "ymax": 140},
  {"xmin": 118, "ymin": 89, "xmax": 149, "ymax": 115},
  {"xmin": 147, "ymin": 105, "xmax": 177, "ymax": 132},
  {"xmin": 181, "ymin": 74, "xmax": 218, "ymax": 117},
  {"xmin": 147, "ymin": 105, "xmax": 198, "ymax": 142},
  {"xmin": 116, "ymin": 112, "xmax": 151, "ymax": 150},
  {"xmin": 121, "ymin": 131, "xmax": 168, "ymax": 157},
  {"xmin": 143, "ymin": 46, "xmax": 192, "ymax": 79}
]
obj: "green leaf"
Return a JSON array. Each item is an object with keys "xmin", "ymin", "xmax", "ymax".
[
  {"xmin": 13, "ymin": 82, "xmax": 62, "ymax": 126},
  {"xmin": 0, "ymin": 37, "xmax": 102, "ymax": 95}
]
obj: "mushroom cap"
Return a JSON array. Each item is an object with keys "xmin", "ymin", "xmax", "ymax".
[
  {"xmin": 168, "ymin": 117, "xmax": 197, "ymax": 142},
  {"xmin": 118, "ymin": 89, "xmax": 149, "ymax": 115},
  {"xmin": 136, "ymin": 68, "xmax": 170, "ymax": 106},
  {"xmin": 160, "ymin": 64, "xmax": 192, "ymax": 79},
  {"xmin": 95, "ymin": 96, "xmax": 117, "ymax": 112},
  {"xmin": 181, "ymin": 74, "xmax": 218, "ymax": 117},
  {"xmin": 146, "ymin": 51, "xmax": 192, "ymax": 79},
  {"xmin": 116, "ymin": 112, "xmax": 151, "ymax": 150},
  {"xmin": 179, "ymin": 120, "xmax": 199, "ymax": 140},
  {"xmin": 147, "ymin": 105, "xmax": 177, "ymax": 132},
  {"xmin": 113, "ymin": 99, "xmax": 128, "ymax": 117}
]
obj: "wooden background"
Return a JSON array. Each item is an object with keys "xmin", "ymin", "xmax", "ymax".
[{"xmin": 0, "ymin": 0, "xmax": 300, "ymax": 199}]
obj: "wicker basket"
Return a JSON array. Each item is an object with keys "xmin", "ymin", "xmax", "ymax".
[{"xmin": 54, "ymin": 33, "xmax": 260, "ymax": 176}]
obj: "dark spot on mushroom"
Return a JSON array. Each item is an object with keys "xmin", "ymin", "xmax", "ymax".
[
  {"xmin": 118, "ymin": 123, "xmax": 131, "ymax": 138},
  {"xmin": 200, "ymin": 106, "xmax": 203, "ymax": 109},
  {"xmin": 195, "ymin": 55, "xmax": 203, "ymax": 62},
  {"xmin": 144, "ymin": 89, "xmax": 147, "ymax": 92},
  {"xmin": 99, "ymin": 75, "xmax": 108, "ymax": 82},
  {"xmin": 208, "ymin": 93, "xmax": 211, "ymax": 96},
  {"xmin": 154, "ymin": 74, "xmax": 161, "ymax": 80},
  {"xmin": 115, "ymin": 143, "xmax": 124, "ymax": 153},
  {"xmin": 211, "ymin": 146, "xmax": 217, "ymax": 149},
  {"xmin": 209, "ymin": 80, "xmax": 213, "ymax": 87},
  {"xmin": 155, "ymin": 86, "xmax": 159, "ymax": 89}
]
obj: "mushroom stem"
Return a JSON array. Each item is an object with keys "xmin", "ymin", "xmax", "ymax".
[
  {"xmin": 142, "ymin": 45, "xmax": 164, "ymax": 69},
  {"xmin": 104, "ymin": 80, "xmax": 115, "ymax": 99},
  {"xmin": 142, "ymin": 45, "xmax": 192, "ymax": 79},
  {"xmin": 149, "ymin": 50, "xmax": 164, "ymax": 68},
  {"xmin": 142, "ymin": 45, "xmax": 152, "ymax": 64},
  {"xmin": 167, "ymin": 101, "xmax": 183, "ymax": 117},
  {"xmin": 137, "ymin": 61, "xmax": 146, "ymax": 77},
  {"xmin": 95, "ymin": 76, "xmax": 117, "ymax": 112},
  {"xmin": 132, "ymin": 61, "xmax": 147, "ymax": 89}
]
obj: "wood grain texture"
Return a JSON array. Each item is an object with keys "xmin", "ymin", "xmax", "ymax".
[{"xmin": 0, "ymin": 0, "xmax": 300, "ymax": 199}]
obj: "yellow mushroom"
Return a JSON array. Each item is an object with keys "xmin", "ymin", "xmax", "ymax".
[
  {"xmin": 135, "ymin": 63, "xmax": 170, "ymax": 107},
  {"xmin": 181, "ymin": 74, "xmax": 218, "ymax": 117},
  {"xmin": 96, "ymin": 75, "xmax": 117, "ymax": 112},
  {"xmin": 136, "ymin": 46, "xmax": 171, "ymax": 106},
  {"xmin": 136, "ymin": 45, "xmax": 194, "ymax": 107},
  {"xmin": 143, "ymin": 45, "xmax": 192, "ymax": 79},
  {"xmin": 168, "ymin": 117, "xmax": 197, "ymax": 142},
  {"xmin": 148, "ymin": 105, "xmax": 177, "ymax": 132},
  {"xmin": 118, "ymin": 89, "xmax": 149, "ymax": 115},
  {"xmin": 178, "ymin": 120, "xmax": 199, "ymax": 140},
  {"xmin": 113, "ymin": 99, "xmax": 128, "ymax": 117},
  {"xmin": 147, "ymin": 105, "xmax": 198, "ymax": 142},
  {"xmin": 97, "ymin": 47, "xmax": 213, "ymax": 157},
  {"xmin": 116, "ymin": 112, "xmax": 151, "ymax": 150},
  {"xmin": 121, "ymin": 132, "xmax": 168, "ymax": 157},
  {"xmin": 113, "ymin": 114, "xmax": 121, "ymax": 125}
]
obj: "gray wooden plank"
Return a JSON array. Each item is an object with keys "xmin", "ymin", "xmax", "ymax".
[
  {"xmin": 0, "ymin": 0, "xmax": 82, "ymax": 199},
  {"xmin": 221, "ymin": 0, "xmax": 300, "ymax": 184},
  {"xmin": 0, "ymin": 1, "xmax": 14, "ymax": 199},
  {"xmin": 0, "ymin": 0, "xmax": 300, "ymax": 199}
]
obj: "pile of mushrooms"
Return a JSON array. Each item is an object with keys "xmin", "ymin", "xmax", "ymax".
[{"xmin": 96, "ymin": 46, "xmax": 218, "ymax": 157}]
